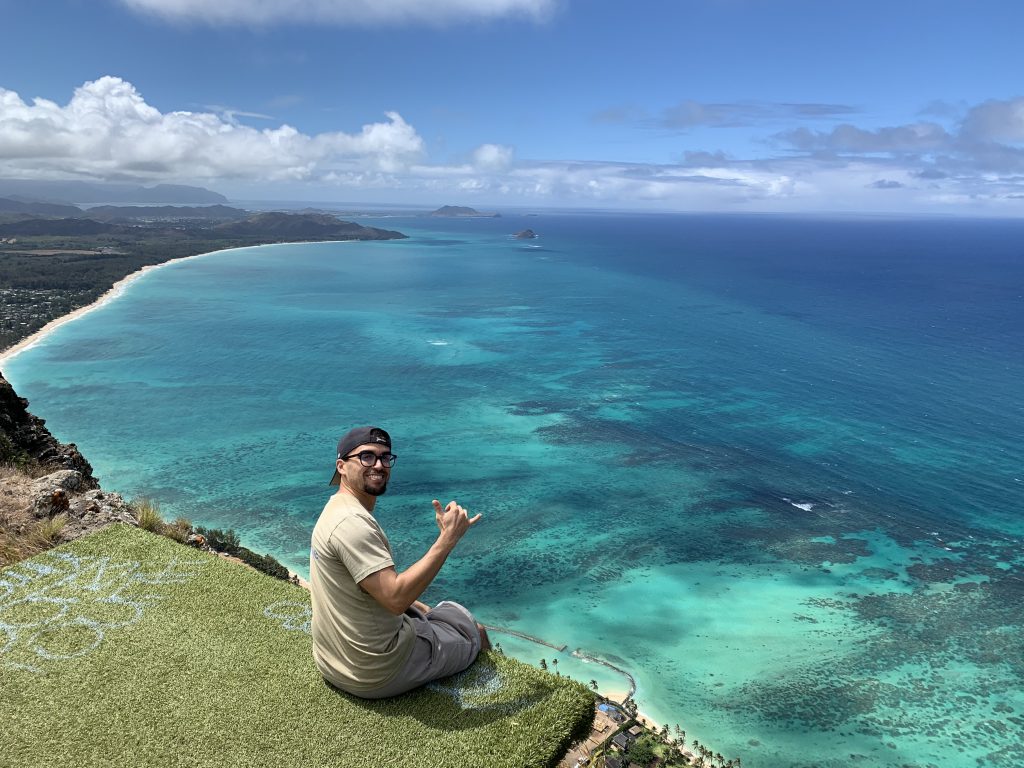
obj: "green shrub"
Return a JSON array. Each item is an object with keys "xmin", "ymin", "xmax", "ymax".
[
  {"xmin": 235, "ymin": 547, "xmax": 291, "ymax": 581},
  {"xmin": 0, "ymin": 433, "xmax": 38, "ymax": 473},
  {"xmin": 194, "ymin": 527, "xmax": 241, "ymax": 555},
  {"xmin": 627, "ymin": 735, "xmax": 659, "ymax": 767}
]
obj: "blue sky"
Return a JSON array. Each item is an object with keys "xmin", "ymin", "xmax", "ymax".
[{"xmin": 3, "ymin": 0, "xmax": 1024, "ymax": 214}]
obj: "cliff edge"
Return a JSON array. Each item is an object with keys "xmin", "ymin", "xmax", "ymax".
[
  {"xmin": 0, "ymin": 372, "xmax": 136, "ymax": 564},
  {"xmin": 0, "ymin": 371, "xmax": 96, "ymax": 483}
]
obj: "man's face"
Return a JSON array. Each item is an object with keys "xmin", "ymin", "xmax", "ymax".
[{"xmin": 338, "ymin": 442, "xmax": 392, "ymax": 497}]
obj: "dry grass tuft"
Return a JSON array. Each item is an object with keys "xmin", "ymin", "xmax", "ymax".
[
  {"xmin": 0, "ymin": 464, "xmax": 74, "ymax": 567},
  {"xmin": 134, "ymin": 498, "xmax": 165, "ymax": 534},
  {"xmin": 30, "ymin": 513, "xmax": 68, "ymax": 547},
  {"xmin": 162, "ymin": 516, "xmax": 193, "ymax": 543},
  {"xmin": 0, "ymin": 463, "xmax": 39, "ymax": 567}
]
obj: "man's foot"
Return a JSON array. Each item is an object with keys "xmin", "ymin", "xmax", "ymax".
[{"xmin": 477, "ymin": 623, "xmax": 491, "ymax": 651}]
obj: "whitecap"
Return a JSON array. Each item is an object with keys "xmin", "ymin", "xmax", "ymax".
[{"xmin": 427, "ymin": 340, "xmax": 450, "ymax": 346}]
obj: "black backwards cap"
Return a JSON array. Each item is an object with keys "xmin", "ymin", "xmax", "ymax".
[{"xmin": 329, "ymin": 426, "xmax": 391, "ymax": 486}]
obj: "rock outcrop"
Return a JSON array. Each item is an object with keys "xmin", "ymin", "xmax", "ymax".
[
  {"xmin": 1, "ymin": 372, "xmax": 135, "ymax": 549},
  {"xmin": 0, "ymin": 371, "xmax": 98, "ymax": 488},
  {"xmin": 23, "ymin": 470, "xmax": 135, "ymax": 543}
]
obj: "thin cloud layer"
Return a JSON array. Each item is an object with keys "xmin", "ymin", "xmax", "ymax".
[
  {"xmin": 777, "ymin": 122, "xmax": 952, "ymax": 153},
  {"xmin": 771, "ymin": 97, "xmax": 1024, "ymax": 181},
  {"xmin": 658, "ymin": 100, "xmax": 857, "ymax": 129},
  {"xmin": 117, "ymin": 0, "xmax": 554, "ymax": 25},
  {"xmin": 594, "ymin": 100, "xmax": 857, "ymax": 129},
  {"xmin": 0, "ymin": 77, "xmax": 424, "ymax": 181},
  {"xmin": 961, "ymin": 97, "xmax": 1024, "ymax": 143}
]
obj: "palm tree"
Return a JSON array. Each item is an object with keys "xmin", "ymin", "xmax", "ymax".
[
  {"xmin": 590, "ymin": 679, "xmax": 599, "ymax": 691},
  {"xmin": 552, "ymin": 658, "xmax": 559, "ymax": 673},
  {"xmin": 539, "ymin": 658, "xmax": 547, "ymax": 670}
]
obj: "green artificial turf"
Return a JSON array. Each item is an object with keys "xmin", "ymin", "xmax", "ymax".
[{"xmin": 0, "ymin": 525, "xmax": 594, "ymax": 768}]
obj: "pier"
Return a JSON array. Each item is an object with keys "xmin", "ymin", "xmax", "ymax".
[
  {"xmin": 484, "ymin": 625, "xmax": 635, "ymax": 701},
  {"xmin": 484, "ymin": 625, "xmax": 568, "ymax": 653}
]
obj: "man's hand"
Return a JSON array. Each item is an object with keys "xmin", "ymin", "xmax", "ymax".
[
  {"xmin": 433, "ymin": 499, "xmax": 482, "ymax": 546},
  {"xmin": 359, "ymin": 500, "xmax": 482, "ymax": 616}
]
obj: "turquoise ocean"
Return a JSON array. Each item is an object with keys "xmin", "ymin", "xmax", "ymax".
[{"xmin": 4, "ymin": 213, "xmax": 1023, "ymax": 767}]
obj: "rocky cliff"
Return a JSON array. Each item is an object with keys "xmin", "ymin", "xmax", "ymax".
[
  {"xmin": 0, "ymin": 372, "xmax": 136, "ymax": 557},
  {"xmin": 0, "ymin": 372, "xmax": 97, "ymax": 483}
]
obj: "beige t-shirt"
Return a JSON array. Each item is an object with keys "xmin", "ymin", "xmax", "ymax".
[{"xmin": 309, "ymin": 492, "xmax": 414, "ymax": 692}]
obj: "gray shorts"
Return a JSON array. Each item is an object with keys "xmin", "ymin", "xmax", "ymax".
[{"xmin": 356, "ymin": 601, "xmax": 482, "ymax": 699}]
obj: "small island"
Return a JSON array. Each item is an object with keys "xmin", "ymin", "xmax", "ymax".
[
  {"xmin": 514, "ymin": 229, "xmax": 538, "ymax": 239},
  {"xmin": 429, "ymin": 205, "xmax": 500, "ymax": 218}
]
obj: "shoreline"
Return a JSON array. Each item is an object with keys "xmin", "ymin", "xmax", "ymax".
[
  {"xmin": 0, "ymin": 240, "xmax": 355, "ymax": 368},
  {"xmin": 0, "ymin": 246, "xmax": 237, "ymax": 367}
]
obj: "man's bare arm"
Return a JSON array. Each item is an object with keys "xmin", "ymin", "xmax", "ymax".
[{"xmin": 359, "ymin": 500, "xmax": 480, "ymax": 615}]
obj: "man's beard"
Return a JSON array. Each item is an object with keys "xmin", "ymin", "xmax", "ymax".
[{"xmin": 363, "ymin": 473, "xmax": 388, "ymax": 496}]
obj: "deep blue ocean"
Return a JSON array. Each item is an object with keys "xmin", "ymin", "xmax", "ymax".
[{"xmin": 4, "ymin": 212, "xmax": 1023, "ymax": 767}]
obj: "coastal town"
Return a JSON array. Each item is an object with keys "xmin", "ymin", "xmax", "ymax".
[
  {"xmin": 554, "ymin": 692, "xmax": 739, "ymax": 768},
  {"xmin": 483, "ymin": 630, "xmax": 737, "ymax": 768}
]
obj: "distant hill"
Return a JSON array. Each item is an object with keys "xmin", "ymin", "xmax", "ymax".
[
  {"xmin": 84, "ymin": 205, "xmax": 249, "ymax": 222},
  {"xmin": 0, "ymin": 211, "xmax": 407, "ymax": 241},
  {"xmin": 0, "ymin": 218, "xmax": 113, "ymax": 236},
  {"xmin": 0, "ymin": 197, "xmax": 83, "ymax": 217},
  {"xmin": 0, "ymin": 179, "xmax": 228, "ymax": 205},
  {"xmin": 212, "ymin": 212, "xmax": 406, "ymax": 240},
  {"xmin": 132, "ymin": 184, "xmax": 228, "ymax": 204},
  {"xmin": 429, "ymin": 205, "xmax": 500, "ymax": 218}
]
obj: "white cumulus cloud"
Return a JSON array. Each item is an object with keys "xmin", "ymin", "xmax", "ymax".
[
  {"xmin": 0, "ymin": 76, "xmax": 424, "ymax": 182},
  {"xmin": 472, "ymin": 143, "xmax": 514, "ymax": 171},
  {"xmin": 117, "ymin": 0, "xmax": 555, "ymax": 25}
]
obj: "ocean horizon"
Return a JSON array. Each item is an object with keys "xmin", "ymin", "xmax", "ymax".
[{"xmin": 4, "ymin": 211, "xmax": 1023, "ymax": 767}]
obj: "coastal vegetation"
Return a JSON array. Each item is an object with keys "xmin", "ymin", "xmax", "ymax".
[{"xmin": 127, "ymin": 498, "xmax": 295, "ymax": 581}]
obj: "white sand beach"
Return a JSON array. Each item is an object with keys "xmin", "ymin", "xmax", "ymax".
[{"xmin": 0, "ymin": 242, "xmax": 334, "ymax": 367}]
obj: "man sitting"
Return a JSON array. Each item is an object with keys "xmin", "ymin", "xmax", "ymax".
[{"xmin": 310, "ymin": 426, "xmax": 489, "ymax": 698}]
